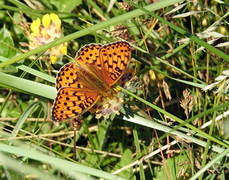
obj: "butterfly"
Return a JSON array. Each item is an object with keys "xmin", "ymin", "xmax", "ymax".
[{"xmin": 51, "ymin": 41, "xmax": 131, "ymax": 122}]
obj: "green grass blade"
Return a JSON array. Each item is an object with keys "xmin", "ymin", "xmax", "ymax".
[
  {"xmin": 0, "ymin": 56, "xmax": 55, "ymax": 83},
  {"xmin": 0, "ymin": 144, "xmax": 128, "ymax": 180},
  {"xmin": 0, "ymin": 72, "xmax": 55, "ymax": 99}
]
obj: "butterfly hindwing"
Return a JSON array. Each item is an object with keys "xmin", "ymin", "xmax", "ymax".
[
  {"xmin": 52, "ymin": 87, "xmax": 101, "ymax": 122},
  {"xmin": 54, "ymin": 62, "xmax": 103, "ymax": 122}
]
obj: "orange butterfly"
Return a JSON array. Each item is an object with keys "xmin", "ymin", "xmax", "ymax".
[{"xmin": 52, "ymin": 41, "xmax": 131, "ymax": 122}]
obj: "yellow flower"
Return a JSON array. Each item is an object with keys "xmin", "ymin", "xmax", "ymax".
[
  {"xmin": 30, "ymin": 18, "xmax": 40, "ymax": 36},
  {"xmin": 41, "ymin": 29, "xmax": 48, "ymax": 38},
  {"xmin": 26, "ymin": 13, "xmax": 67, "ymax": 64},
  {"xmin": 50, "ymin": 13, "xmax": 59, "ymax": 22},
  {"xmin": 55, "ymin": 19, "xmax": 61, "ymax": 31},
  {"xmin": 42, "ymin": 14, "xmax": 51, "ymax": 28},
  {"xmin": 60, "ymin": 46, "xmax": 67, "ymax": 55},
  {"xmin": 51, "ymin": 54, "xmax": 57, "ymax": 64}
]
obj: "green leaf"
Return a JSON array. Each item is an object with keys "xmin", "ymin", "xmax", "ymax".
[
  {"xmin": 154, "ymin": 150, "xmax": 191, "ymax": 180},
  {"xmin": 112, "ymin": 149, "xmax": 135, "ymax": 179},
  {"xmin": 0, "ymin": 27, "xmax": 16, "ymax": 58},
  {"xmin": 0, "ymin": 27, "xmax": 18, "ymax": 73},
  {"xmin": 84, "ymin": 120, "xmax": 111, "ymax": 167},
  {"xmin": 57, "ymin": 0, "xmax": 82, "ymax": 13}
]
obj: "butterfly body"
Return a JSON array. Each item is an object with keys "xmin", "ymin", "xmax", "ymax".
[{"xmin": 52, "ymin": 41, "xmax": 131, "ymax": 122}]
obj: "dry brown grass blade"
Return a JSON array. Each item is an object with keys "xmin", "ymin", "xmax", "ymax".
[
  {"xmin": 163, "ymin": 79, "xmax": 172, "ymax": 101},
  {"xmin": 180, "ymin": 89, "xmax": 193, "ymax": 119}
]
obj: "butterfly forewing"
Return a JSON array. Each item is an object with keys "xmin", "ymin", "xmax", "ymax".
[
  {"xmin": 75, "ymin": 44, "xmax": 104, "ymax": 80},
  {"xmin": 99, "ymin": 41, "xmax": 131, "ymax": 87}
]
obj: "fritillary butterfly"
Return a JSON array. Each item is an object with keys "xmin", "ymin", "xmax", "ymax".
[{"xmin": 52, "ymin": 41, "xmax": 131, "ymax": 122}]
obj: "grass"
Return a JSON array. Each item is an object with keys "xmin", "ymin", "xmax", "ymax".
[{"xmin": 0, "ymin": 0, "xmax": 229, "ymax": 179}]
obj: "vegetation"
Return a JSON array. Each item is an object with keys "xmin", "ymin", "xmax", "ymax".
[{"xmin": 0, "ymin": 0, "xmax": 229, "ymax": 179}]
